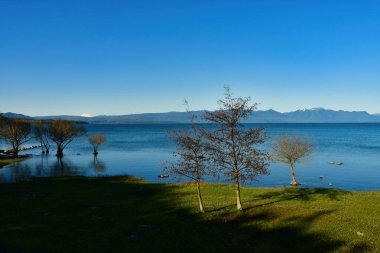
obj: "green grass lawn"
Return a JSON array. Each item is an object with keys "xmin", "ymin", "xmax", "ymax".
[{"xmin": 0, "ymin": 176, "xmax": 379, "ymax": 253}]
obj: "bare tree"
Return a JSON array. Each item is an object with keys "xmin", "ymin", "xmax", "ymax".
[
  {"xmin": 0, "ymin": 118, "xmax": 32, "ymax": 157},
  {"xmin": 88, "ymin": 134, "xmax": 106, "ymax": 155},
  {"xmin": 46, "ymin": 120, "xmax": 87, "ymax": 157},
  {"xmin": 34, "ymin": 120, "xmax": 51, "ymax": 154},
  {"xmin": 163, "ymin": 102, "xmax": 211, "ymax": 213},
  {"xmin": 204, "ymin": 87, "xmax": 269, "ymax": 210},
  {"xmin": 272, "ymin": 135, "xmax": 313, "ymax": 186}
]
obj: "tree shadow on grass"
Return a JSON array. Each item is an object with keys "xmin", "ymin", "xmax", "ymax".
[
  {"xmin": 257, "ymin": 187, "xmax": 351, "ymax": 201},
  {"xmin": 212, "ymin": 187, "xmax": 351, "ymax": 212},
  {"xmin": 0, "ymin": 177, "xmax": 370, "ymax": 253},
  {"xmin": 245, "ymin": 187, "xmax": 351, "ymax": 210}
]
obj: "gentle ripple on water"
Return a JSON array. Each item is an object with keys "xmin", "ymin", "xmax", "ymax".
[{"xmin": 1, "ymin": 123, "xmax": 379, "ymax": 190}]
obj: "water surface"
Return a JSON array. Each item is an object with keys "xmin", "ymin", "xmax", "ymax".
[{"xmin": 1, "ymin": 123, "xmax": 379, "ymax": 190}]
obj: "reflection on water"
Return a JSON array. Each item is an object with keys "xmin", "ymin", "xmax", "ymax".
[
  {"xmin": 0, "ymin": 155, "xmax": 88, "ymax": 183},
  {"xmin": 0, "ymin": 162, "xmax": 32, "ymax": 183},
  {"xmin": 50, "ymin": 157, "xmax": 82, "ymax": 177},
  {"xmin": 90, "ymin": 155, "xmax": 106, "ymax": 173}
]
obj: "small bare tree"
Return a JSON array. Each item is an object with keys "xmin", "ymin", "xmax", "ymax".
[
  {"xmin": 204, "ymin": 87, "xmax": 269, "ymax": 210},
  {"xmin": 34, "ymin": 120, "xmax": 51, "ymax": 154},
  {"xmin": 88, "ymin": 134, "xmax": 106, "ymax": 155},
  {"xmin": 46, "ymin": 120, "xmax": 87, "ymax": 157},
  {"xmin": 272, "ymin": 135, "xmax": 313, "ymax": 186},
  {"xmin": 163, "ymin": 102, "xmax": 211, "ymax": 213},
  {"xmin": 0, "ymin": 118, "xmax": 32, "ymax": 157}
]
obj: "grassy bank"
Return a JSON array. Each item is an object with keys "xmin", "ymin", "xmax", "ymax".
[
  {"xmin": 0, "ymin": 157, "xmax": 27, "ymax": 167},
  {"xmin": 0, "ymin": 176, "xmax": 379, "ymax": 253}
]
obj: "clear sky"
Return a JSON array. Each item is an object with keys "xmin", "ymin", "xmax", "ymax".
[{"xmin": 0, "ymin": 0, "xmax": 379, "ymax": 116}]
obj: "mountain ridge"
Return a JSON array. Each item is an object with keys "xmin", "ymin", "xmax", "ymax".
[{"xmin": 2, "ymin": 108, "xmax": 380, "ymax": 124}]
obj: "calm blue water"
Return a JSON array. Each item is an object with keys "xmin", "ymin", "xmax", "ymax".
[{"xmin": 1, "ymin": 123, "xmax": 380, "ymax": 190}]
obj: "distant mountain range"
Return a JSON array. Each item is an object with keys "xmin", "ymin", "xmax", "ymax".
[
  {"xmin": 2, "ymin": 108, "xmax": 380, "ymax": 124},
  {"xmin": 2, "ymin": 112, "xmax": 34, "ymax": 120}
]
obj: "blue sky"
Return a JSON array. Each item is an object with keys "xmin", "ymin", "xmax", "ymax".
[{"xmin": 0, "ymin": 0, "xmax": 379, "ymax": 116}]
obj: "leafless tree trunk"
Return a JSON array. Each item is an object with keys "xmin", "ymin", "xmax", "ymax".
[
  {"xmin": 234, "ymin": 176, "xmax": 242, "ymax": 210},
  {"xmin": 163, "ymin": 101, "xmax": 211, "ymax": 213},
  {"xmin": 196, "ymin": 178, "xmax": 205, "ymax": 213},
  {"xmin": 34, "ymin": 120, "xmax": 50, "ymax": 154},
  {"xmin": 231, "ymin": 131, "xmax": 242, "ymax": 209},
  {"xmin": 272, "ymin": 135, "xmax": 313, "ymax": 187},
  {"xmin": 0, "ymin": 118, "xmax": 32, "ymax": 157},
  {"xmin": 46, "ymin": 120, "xmax": 87, "ymax": 157},
  {"xmin": 56, "ymin": 145, "xmax": 64, "ymax": 158},
  {"xmin": 204, "ymin": 87, "xmax": 269, "ymax": 210},
  {"xmin": 289, "ymin": 163, "xmax": 298, "ymax": 186}
]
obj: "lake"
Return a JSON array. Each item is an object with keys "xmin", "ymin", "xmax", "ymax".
[{"xmin": 1, "ymin": 123, "xmax": 380, "ymax": 190}]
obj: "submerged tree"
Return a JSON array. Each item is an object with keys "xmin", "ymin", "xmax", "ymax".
[
  {"xmin": 204, "ymin": 87, "xmax": 270, "ymax": 210},
  {"xmin": 46, "ymin": 120, "xmax": 87, "ymax": 157},
  {"xmin": 0, "ymin": 118, "xmax": 32, "ymax": 156},
  {"xmin": 163, "ymin": 103, "xmax": 211, "ymax": 213},
  {"xmin": 88, "ymin": 134, "xmax": 106, "ymax": 155},
  {"xmin": 272, "ymin": 135, "xmax": 313, "ymax": 186},
  {"xmin": 34, "ymin": 120, "xmax": 51, "ymax": 154}
]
